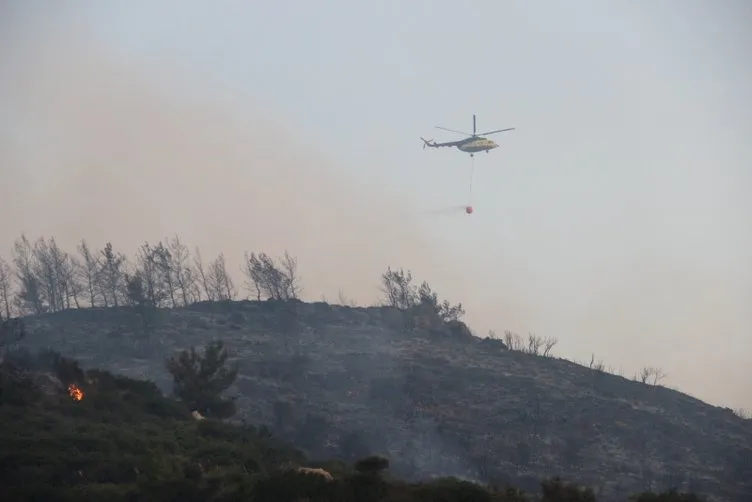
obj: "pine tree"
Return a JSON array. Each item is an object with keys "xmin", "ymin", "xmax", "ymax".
[{"xmin": 165, "ymin": 340, "xmax": 238, "ymax": 419}]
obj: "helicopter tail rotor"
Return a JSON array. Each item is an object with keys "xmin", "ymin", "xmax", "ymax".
[{"xmin": 420, "ymin": 137, "xmax": 434, "ymax": 149}]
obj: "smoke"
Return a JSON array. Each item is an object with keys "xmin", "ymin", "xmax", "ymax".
[
  {"xmin": 0, "ymin": 10, "xmax": 446, "ymax": 308},
  {"xmin": 0, "ymin": 12, "xmax": 522, "ymax": 475},
  {"xmin": 1, "ymin": 5, "xmax": 749, "ymax": 414},
  {"xmin": 0, "ymin": 5, "xmax": 539, "ymax": 335}
]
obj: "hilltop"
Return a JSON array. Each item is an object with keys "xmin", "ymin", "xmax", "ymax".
[
  {"xmin": 12, "ymin": 300, "xmax": 752, "ymax": 502},
  {"xmin": 0, "ymin": 236, "xmax": 750, "ymax": 501}
]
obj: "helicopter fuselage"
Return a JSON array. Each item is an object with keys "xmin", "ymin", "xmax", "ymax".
[{"xmin": 457, "ymin": 137, "xmax": 498, "ymax": 153}]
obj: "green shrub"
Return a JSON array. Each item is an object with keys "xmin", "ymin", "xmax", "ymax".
[
  {"xmin": 411, "ymin": 477, "xmax": 492, "ymax": 502},
  {"xmin": 165, "ymin": 340, "xmax": 238, "ymax": 419}
]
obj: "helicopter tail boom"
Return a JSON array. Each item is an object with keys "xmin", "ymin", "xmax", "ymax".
[
  {"xmin": 420, "ymin": 137, "xmax": 436, "ymax": 149},
  {"xmin": 421, "ymin": 137, "xmax": 458, "ymax": 149}
]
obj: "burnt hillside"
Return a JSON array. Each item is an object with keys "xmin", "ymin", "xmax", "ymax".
[{"xmin": 15, "ymin": 300, "xmax": 752, "ymax": 502}]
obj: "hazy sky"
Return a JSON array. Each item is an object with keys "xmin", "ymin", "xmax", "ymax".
[{"xmin": 1, "ymin": 2, "xmax": 750, "ymax": 410}]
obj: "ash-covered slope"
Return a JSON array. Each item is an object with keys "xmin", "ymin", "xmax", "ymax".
[{"xmin": 18, "ymin": 300, "xmax": 752, "ymax": 502}]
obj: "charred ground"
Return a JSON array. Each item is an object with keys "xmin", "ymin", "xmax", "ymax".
[
  {"xmin": 10, "ymin": 299, "xmax": 752, "ymax": 502},
  {"xmin": 2, "ymin": 345, "xmax": 707, "ymax": 502}
]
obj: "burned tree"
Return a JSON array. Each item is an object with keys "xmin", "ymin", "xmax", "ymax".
[
  {"xmin": 193, "ymin": 247, "xmax": 212, "ymax": 301},
  {"xmin": 167, "ymin": 235, "xmax": 196, "ymax": 306},
  {"xmin": 504, "ymin": 330, "xmax": 524, "ymax": 351},
  {"xmin": 48, "ymin": 237, "xmax": 80, "ymax": 310},
  {"xmin": 134, "ymin": 242, "xmax": 169, "ymax": 308},
  {"xmin": 542, "ymin": 336, "xmax": 558, "ymax": 357},
  {"xmin": 124, "ymin": 270, "xmax": 160, "ymax": 334},
  {"xmin": 190, "ymin": 249, "xmax": 235, "ymax": 302},
  {"xmin": 638, "ymin": 366, "xmax": 667, "ymax": 386},
  {"xmin": 416, "ymin": 281, "xmax": 465, "ymax": 322},
  {"xmin": 32, "ymin": 237, "xmax": 81, "ymax": 311},
  {"xmin": 125, "ymin": 272, "xmax": 149, "ymax": 308},
  {"xmin": 100, "ymin": 242, "xmax": 126, "ymax": 307},
  {"xmin": 243, "ymin": 251, "xmax": 301, "ymax": 301},
  {"xmin": 0, "ymin": 256, "xmax": 12, "ymax": 320},
  {"xmin": 12, "ymin": 235, "xmax": 43, "ymax": 315},
  {"xmin": 30, "ymin": 238, "xmax": 58, "ymax": 311},
  {"xmin": 208, "ymin": 253, "xmax": 235, "ymax": 301},
  {"xmin": 151, "ymin": 242, "xmax": 177, "ymax": 308},
  {"xmin": 527, "ymin": 333, "xmax": 544, "ymax": 355},
  {"xmin": 77, "ymin": 239, "xmax": 102, "ymax": 307},
  {"xmin": 380, "ymin": 267, "xmax": 416, "ymax": 309},
  {"xmin": 380, "ymin": 267, "xmax": 464, "ymax": 322}
]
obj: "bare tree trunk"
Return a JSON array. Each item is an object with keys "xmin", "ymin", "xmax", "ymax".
[
  {"xmin": 0, "ymin": 256, "xmax": 12, "ymax": 319},
  {"xmin": 209, "ymin": 253, "xmax": 234, "ymax": 301},
  {"xmin": 77, "ymin": 239, "xmax": 100, "ymax": 307},
  {"xmin": 100, "ymin": 242, "xmax": 126, "ymax": 308},
  {"xmin": 153, "ymin": 242, "xmax": 176, "ymax": 307},
  {"xmin": 194, "ymin": 248, "xmax": 214, "ymax": 301},
  {"xmin": 168, "ymin": 236, "xmax": 193, "ymax": 306},
  {"xmin": 13, "ymin": 235, "xmax": 44, "ymax": 314}
]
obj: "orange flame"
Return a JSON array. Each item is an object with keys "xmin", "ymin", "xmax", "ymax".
[{"xmin": 68, "ymin": 383, "xmax": 84, "ymax": 401}]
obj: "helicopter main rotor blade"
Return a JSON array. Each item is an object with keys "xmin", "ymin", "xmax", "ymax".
[
  {"xmin": 435, "ymin": 126, "xmax": 471, "ymax": 136},
  {"xmin": 478, "ymin": 127, "xmax": 516, "ymax": 136}
]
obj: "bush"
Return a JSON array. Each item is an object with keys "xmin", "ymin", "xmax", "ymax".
[
  {"xmin": 411, "ymin": 477, "xmax": 493, "ymax": 502},
  {"xmin": 354, "ymin": 455, "xmax": 390, "ymax": 474},
  {"xmin": 0, "ymin": 349, "xmax": 302, "ymax": 501},
  {"xmin": 165, "ymin": 340, "xmax": 238, "ymax": 419}
]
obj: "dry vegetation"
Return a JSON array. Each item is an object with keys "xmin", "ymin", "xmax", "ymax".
[{"xmin": 1, "ymin": 234, "xmax": 751, "ymax": 501}]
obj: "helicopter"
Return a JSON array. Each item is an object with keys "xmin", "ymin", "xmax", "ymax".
[{"xmin": 420, "ymin": 114, "xmax": 515, "ymax": 157}]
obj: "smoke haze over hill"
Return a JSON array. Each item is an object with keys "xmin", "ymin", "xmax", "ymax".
[{"xmin": 1, "ymin": 3, "xmax": 750, "ymax": 411}]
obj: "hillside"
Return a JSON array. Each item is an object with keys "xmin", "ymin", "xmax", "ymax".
[
  {"xmin": 1, "ymin": 349, "xmax": 705, "ymax": 502},
  {"xmin": 13, "ymin": 300, "xmax": 752, "ymax": 502}
]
